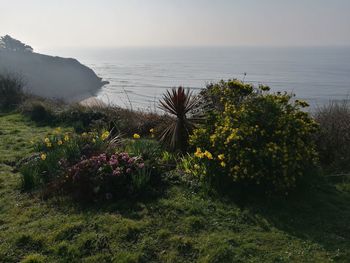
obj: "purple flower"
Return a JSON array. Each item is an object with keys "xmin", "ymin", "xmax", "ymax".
[
  {"xmin": 112, "ymin": 169, "xmax": 121, "ymax": 176},
  {"xmin": 99, "ymin": 153, "xmax": 107, "ymax": 162},
  {"xmin": 138, "ymin": 163, "xmax": 145, "ymax": 169},
  {"xmin": 109, "ymin": 156, "xmax": 119, "ymax": 166},
  {"xmin": 121, "ymin": 152, "xmax": 130, "ymax": 161},
  {"xmin": 128, "ymin": 157, "xmax": 136, "ymax": 164},
  {"xmin": 126, "ymin": 168, "xmax": 132, "ymax": 174}
]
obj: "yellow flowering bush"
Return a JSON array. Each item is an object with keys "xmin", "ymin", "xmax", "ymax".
[{"xmin": 190, "ymin": 80, "xmax": 319, "ymax": 192}]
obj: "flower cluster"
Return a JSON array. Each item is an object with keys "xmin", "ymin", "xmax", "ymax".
[
  {"xmin": 36, "ymin": 126, "xmax": 72, "ymax": 149},
  {"xmin": 194, "ymin": 148, "xmax": 226, "ymax": 167},
  {"xmin": 42, "ymin": 131, "xmax": 70, "ymax": 149},
  {"xmin": 66, "ymin": 152, "xmax": 146, "ymax": 199},
  {"xmin": 36, "ymin": 129, "xmax": 113, "ymax": 164},
  {"xmin": 194, "ymin": 148, "xmax": 213, "ymax": 160},
  {"xmin": 69, "ymin": 152, "xmax": 144, "ymax": 181}
]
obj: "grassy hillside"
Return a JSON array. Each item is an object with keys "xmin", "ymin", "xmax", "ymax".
[{"xmin": 0, "ymin": 113, "xmax": 350, "ymax": 262}]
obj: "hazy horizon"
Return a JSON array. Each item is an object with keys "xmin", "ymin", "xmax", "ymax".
[{"xmin": 1, "ymin": 0, "xmax": 350, "ymax": 54}]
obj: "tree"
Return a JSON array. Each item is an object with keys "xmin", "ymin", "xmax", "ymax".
[{"xmin": 0, "ymin": 35, "xmax": 33, "ymax": 52}]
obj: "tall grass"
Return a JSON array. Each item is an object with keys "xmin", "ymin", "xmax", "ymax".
[
  {"xmin": 315, "ymin": 100, "xmax": 350, "ymax": 173},
  {"xmin": 0, "ymin": 74, "xmax": 24, "ymax": 111}
]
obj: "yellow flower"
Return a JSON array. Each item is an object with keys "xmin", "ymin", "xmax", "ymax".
[
  {"xmin": 82, "ymin": 132, "xmax": 88, "ymax": 138},
  {"xmin": 57, "ymin": 140, "xmax": 63, "ymax": 146},
  {"xmin": 46, "ymin": 142, "xmax": 52, "ymax": 148},
  {"xmin": 44, "ymin": 137, "xmax": 50, "ymax": 143},
  {"xmin": 149, "ymin": 128, "xmax": 155, "ymax": 133},
  {"xmin": 64, "ymin": 134, "xmax": 70, "ymax": 142},
  {"xmin": 194, "ymin": 148, "xmax": 204, "ymax": 158},
  {"xmin": 220, "ymin": 161, "xmax": 226, "ymax": 167},
  {"xmin": 204, "ymin": 150, "xmax": 213, "ymax": 160},
  {"xmin": 40, "ymin": 153, "xmax": 47, "ymax": 161},
  {"xmin": 54, "ymin": 127, "xmax": 62, "ymax": 134},
  {"xmin": 133, "ymin": 133, "xmax": 141, "ymax": 139},
  {"xmin": 218, "ymin": 154, "xmax": 225, "ymax": 161},
  {"xmin": 101, "ymin": 131, "xmax": 110, "ymax": 141}
]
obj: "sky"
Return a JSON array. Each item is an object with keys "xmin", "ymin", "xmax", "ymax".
[{"xmin": 1, "ymin": 0, "xmax": 350, "ymax": 51}]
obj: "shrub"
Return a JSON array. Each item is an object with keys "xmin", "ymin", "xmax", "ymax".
[
  {"xmin": 0, "ymin": 74, "xmax": 24, "ymax": 111},
  {"xmin": 20, "ymin": 99, "xmax": 57, "ymax": 123},
  {"xmin": 189, "ymin": 80, "xmax": 318, "ymax": 193},
  {"xmin": 65, "ymin": 152, "xmax": 147, "ymax": 200},
  {"xmin": 314, "ymin": 100, "xmax": 350, "ymax": 173},
  {"xmin": 57, "ymin": 103, "xmax": 167, "ymax": 136},
  {"xmin": 59, "ymin": 104, "xmax": 109, "ymax": 132}
]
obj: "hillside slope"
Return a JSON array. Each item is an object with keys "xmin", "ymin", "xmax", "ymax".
[{"xmin": 0, "ymin": 114, "xmax": 349, "ymax": 262}]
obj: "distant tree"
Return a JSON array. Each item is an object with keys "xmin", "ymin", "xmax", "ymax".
[{"xmin": 0, "ymin": 35, "xmax": 33, "ymax": 52}]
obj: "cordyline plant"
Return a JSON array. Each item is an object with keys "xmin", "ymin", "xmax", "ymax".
[{"xmin": 159, "ymin": 86, "xmax": 201, "ymax": 152}]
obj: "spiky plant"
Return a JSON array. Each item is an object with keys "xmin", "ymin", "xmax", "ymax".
[{"xmin": 159, "ymin": 87, "xmax": 200, "ymax": 152}]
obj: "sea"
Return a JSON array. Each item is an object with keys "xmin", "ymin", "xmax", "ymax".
[{"xmin": 52, "ymin": 47, "xmax": 350, "ymax": 111}]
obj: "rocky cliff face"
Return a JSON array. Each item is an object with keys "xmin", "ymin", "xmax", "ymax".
[{"xmin": 0, "ymin": 36, "xmax": 107, "ymax": 102}]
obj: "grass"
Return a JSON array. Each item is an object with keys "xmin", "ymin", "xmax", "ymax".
[{"xmin": 0, "ymin": 113, "xmax": 349, "ymax": 262}]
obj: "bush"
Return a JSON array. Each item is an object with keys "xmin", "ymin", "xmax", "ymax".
[
  {"xmin": 20, "ymin": 98, "xmax": 57, "ymax": 123},
  {"xmin": 0, "ymin": 74, "xmax": 24, "ymax": 111},
  {"xmin": 59, "ymin": 104, "xmax": 109, "ymax": 132},
  {"xmin": 45, "ymin": 102, "xmax": 167, "ymax": 135},
  {"xmin": 189, "ymin": 80, "xmax": 318, "ymax": 193},
  {"xmin": 314, "ymin": 101, "xmax": 350, "ymax": 173},
  {"xmin": 65, "ymin": 152, "xmax": 147, "ymax": 200},
  {"xmin": 19, "ymin": 93, "xmax": 168, "ymax": 137}
]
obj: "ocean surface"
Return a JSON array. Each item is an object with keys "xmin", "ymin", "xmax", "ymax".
[{"xmin": 55, "ymin": 47, "xmax": 350, "ymax": 111}]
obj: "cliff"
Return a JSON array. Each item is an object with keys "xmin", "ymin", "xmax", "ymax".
[{"xmin": 0, "ymin": 36, "xmax": 107, "ymax": 102}]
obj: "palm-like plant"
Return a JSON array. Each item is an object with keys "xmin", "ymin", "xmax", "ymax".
[{"xmin": 159, "ymin": 87, "xmax": 200, "ymax": 152}]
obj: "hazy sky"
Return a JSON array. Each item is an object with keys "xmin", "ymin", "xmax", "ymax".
[{"xmin": 1, "ymin": 0, "xmax": 350, "ymax": 51}]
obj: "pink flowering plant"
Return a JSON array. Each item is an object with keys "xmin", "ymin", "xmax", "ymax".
[{"xmin": 65, "ymin": 152, "xmax": 147, "ymax": 200}]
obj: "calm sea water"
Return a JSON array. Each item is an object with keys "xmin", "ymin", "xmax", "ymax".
[{"xmin": 60, "ymin": 47, "xmax": 350, "ymax": 111}]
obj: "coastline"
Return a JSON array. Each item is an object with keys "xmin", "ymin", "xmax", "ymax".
[{"xmin": 79, "ymin": 96, "xmax": 107, "ymax": 107}]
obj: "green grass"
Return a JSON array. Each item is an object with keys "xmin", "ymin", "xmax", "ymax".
[{"xmin": 0, "ymin": 113, "xmax": 349, "ymax": 262}]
